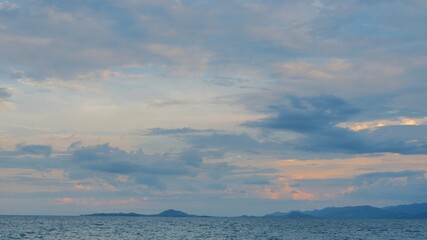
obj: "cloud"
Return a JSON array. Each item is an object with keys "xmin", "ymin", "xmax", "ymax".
[
  {"xmin": 135, "ymin": 127, "xmax": 216, "ymax": 136},
  {"xmin": 261, "ymin": 182, "xmax": 317, "ymax": 201},
  {"xmin": 346, "ymin": 170, "xmax": 427, "ymax": 202},
  {"xmin": 1, "ymin": 142, "xmax": 201, "ymax": 190},
  {"xmin": 16, "ymin": 143, "xmax": 52, "ymax": 156},
  {"xmin": 285, "ymin": 170, "xmax": 427, "ymax": 204},
  {"xmin": 0, "ymin": 87, "xmax": 14, "ymax": 110},
  {"xmin": 1, "ymin": 140, "xmax": 276, "ymax": 196},
  {"xmin": 0, "ymin": 86, "xmax": 13, "ymax": 103},
  {"xmin": 242, "ymin": 175, "xmax": 271, "ymax": 185},
  {"xmin": 0, "ymin": 0, "xmax": 424, "ymax": 88},
  {"xmin": 0, "ymin": 87, "xmax": 12, "ymax": 99},
  {"xmin": 301, "ymin": 124, "xmax": 427, "ymax": 155},
  {"xmin": 148, "ymin": 99, "xmax": 198, "ymax": 108},
  {"xmin": 244, "ymin": 94, "xmax": 427, "ymax": 155},
  {"xmin": 64, "ymin": 143, "xmax": 276, "ymax": 191},
  {"xmin": 338, "ymin": 117, "xmax": 427, "ymax": 131},
  {"xmin": 0, "ymin": 0, "xmax": 220, "ymax": 80},
  {"xmin": 358, "ymin": 125, "xmax": 427, "ymax": 154},
  {"xmin": 243, "ymin": 95, "xmax": 369, "ymax": 154},
  {"xmin": 16, "ymin": 78, "xmax": 94, "ymax": 93},
  {"xmin": 205, "ymin": 76, "xmax": 250, "ymax": 88},
  {"xmin": 0, "ymin": 2, "xmax": 17, "ymax": 11},
  {"xmin": 245, "ymin": 95, "xmax": 359, "ymax": 133},
  {"xmin": 178, "ymin": 149, "xmax": 202, "ymax": 167},
  {"xmin": 67, "ymin": 143, "xmax": 197, "ymax": 177},
  {"xmin": 185, "ymin": 132, "xmax": 275, "ymax": 155},
  {"xmin": 146, "ymin": 44, "xmax": 212, "ymax": 76},
  {"xmin": 274, "ymin": 59, "xmax": 405, "ymax": 95},
  {"xmin": 354, "ymin": 170, "xmax": 425, "ymax": 185},
  {"xmin": 1, "ymin": 0, "xmax": 427, "ymax": 215},
  {"xmin": 278, "ymin": 59, "xmax": 352, "ymax": 80}
]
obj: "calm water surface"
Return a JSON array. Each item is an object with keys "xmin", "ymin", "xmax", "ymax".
[{"xmin": 0, "ymin": 216, "xmax": 426, "ymax": 240}]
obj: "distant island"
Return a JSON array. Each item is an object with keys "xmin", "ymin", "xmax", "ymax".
[
  {"xmin": 264, "ymin": 202, "xmax": 427, "ymax": 219},
  {"xmin": 83, "ymin": 202, "xmax": 427, "ymax": 219},
  {"xmin": 83, "ymin": 209, "xmax": 199, "ymax": 217}
]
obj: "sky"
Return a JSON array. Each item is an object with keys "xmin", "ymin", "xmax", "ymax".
[{"xmin": 0, "ymin": 0, "xmax": 427, "ymax": 216}]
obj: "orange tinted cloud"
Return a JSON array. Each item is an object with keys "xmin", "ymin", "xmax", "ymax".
[
  {"xmin": 291, "ymin": 191, "xmax": 315, "ymax": 200},
  {"xmin": 58, "ymin": 197, "xmax": 75, "ymax": 204},
  {"xmin": 263, "ymin": 187, "xmax": 280, "ymax": 200},
  {"xmin": 260, "ymin": 183, "xmax": 316, "ymax": 200}
]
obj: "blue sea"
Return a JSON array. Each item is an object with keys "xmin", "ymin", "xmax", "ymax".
[{"xmin": 1, "ymin": 216, "xmax": 426, "ymax": 239}]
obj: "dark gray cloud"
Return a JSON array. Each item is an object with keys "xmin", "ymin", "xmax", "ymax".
[
  {"xmin": 178, "ymin": 149, "xmax": 202, "ymax": 167},
  {"xmin": 62, "ymin": 143, "xmax": 275, "ymax": 190},
  {"xmin": 0, "ymin": 143, "xmax": 196, "ymax": 189},
  {"xmin": 202, "ymin": 162, "xmax": 239, "ymax": 179},
  {"xmin": 245, "ymin": 95, "xmax": 359, "ymax": 133},
  {"xmin": 358, "ymin": 125, "xmax": 427, "ymax": 154},
  {"xmin": 185, "ymin": 132, "xmax": 273, "ymax": 154},
  {"xmin": 298, "ymin": 124, "xmax": 427, "ymax": 155},
  {"xmin": 347, "ymin": 170, "xmax": 427, "ymax": 202},
  {"xmin": 1, "ymin": 141, "xmax": 276, "ymax": 193},
  {"xmin": 242, "ymin": 175, "xmax": 272, "ymax": 185},
  {"xmin": 243, "ymin": 94, "xmax": 367, "ymax": 154},
  {"xmin": 293, "ymin": 170, "xmax": 427, "ymax": 203},
  {"xmin": 0, "ymin": 146, "xmax": 60, "ymax": 172},
  {"xmin": 244, "ymin": 94, "xmax": 427, "ymax": 155},
  {"xmin": 16, "ymin": 143, "xmax": 52, "ymax": 156},
  {"xmin": 354, "ymin": 170, "xmax": 425, "ymax": 185},
  {"xmin": 67, "ymin": 143, "xmax": 197, "ymax": 179},
  {"xmin": 0, "ymin": 87, "xmax": 13, "ymax": 108},
  {"xmin": 0, "ymin": 87, "xmax": 12, "ymax": 99}
]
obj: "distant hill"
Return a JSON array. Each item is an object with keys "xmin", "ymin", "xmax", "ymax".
[
  {"xmin": 265, "ymin": 202, "xmax": 427, "ymax": 219},
  {"xmin": 83, "ymin": 209, "xmax": 194, "ymax": 217},
  {"xmin": 155, "ymin": 209, "xmax": 192, "ymax": 217},
  {"xmin": 382, "ymin": 202, "xmax": 427, "ymax": 215},
  {"xmin": 83, "ymin": 202, "xmax": 427, "ymax": 219},
  {"xmin": 304, "ymin": 206, "xmax": 394, "ymax": 219},
  {"xmin": 412, "ymin": 212, "xmax": 427, "ymax": 219},
  {"xmin": 83, "ymin": 212, "xmax": 144, "ymax": 217}
]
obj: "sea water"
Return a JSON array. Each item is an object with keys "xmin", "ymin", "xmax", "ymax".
[{"xmin": 0, "ymin": 216, "xmax": 426, "ymax": 239}]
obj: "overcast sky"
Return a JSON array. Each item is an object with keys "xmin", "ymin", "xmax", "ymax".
[{"xmin": 1, "ymin": 0, "xmax": 427, "ymax": 216}]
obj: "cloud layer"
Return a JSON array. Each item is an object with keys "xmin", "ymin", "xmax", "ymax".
[{"xmin": 1, "ymin": 0, "xmax": 427, "ymax": 215}]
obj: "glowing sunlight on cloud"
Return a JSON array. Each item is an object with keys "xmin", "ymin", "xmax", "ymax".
[
  {"xmin": 261, "ymin": 179, "xmax": 316, "ymax": 201},
  {"xmin": 338, "ymin": 117, "xmax": 427, "ymax": 131}
]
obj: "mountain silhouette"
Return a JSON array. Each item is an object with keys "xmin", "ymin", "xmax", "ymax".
[
  {"xmin": 84, "ymin": 202, "xmax": 427, "ymax": 219},
  {"xmin": 83, "ymin": 209, "xmax": 192, "ymax": 217},
  {"xmin": 304, "ymin": 206, "xmax": 394, "ymax": 218},
  {"xmin": 156, "ymin": 209, "xmax": 191, "ymax": 217},
  {"xmin": 264, "ymin": 202, "xmax": 427, "ymax": 219},
  {"xmin": 381, "ymin": 202, "xmax": 427, "ymax": 215}
]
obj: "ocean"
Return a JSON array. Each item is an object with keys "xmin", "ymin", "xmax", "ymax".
[{"xmin": 1, "ymin": 216, "xmax": 426, "ymax": 239}]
